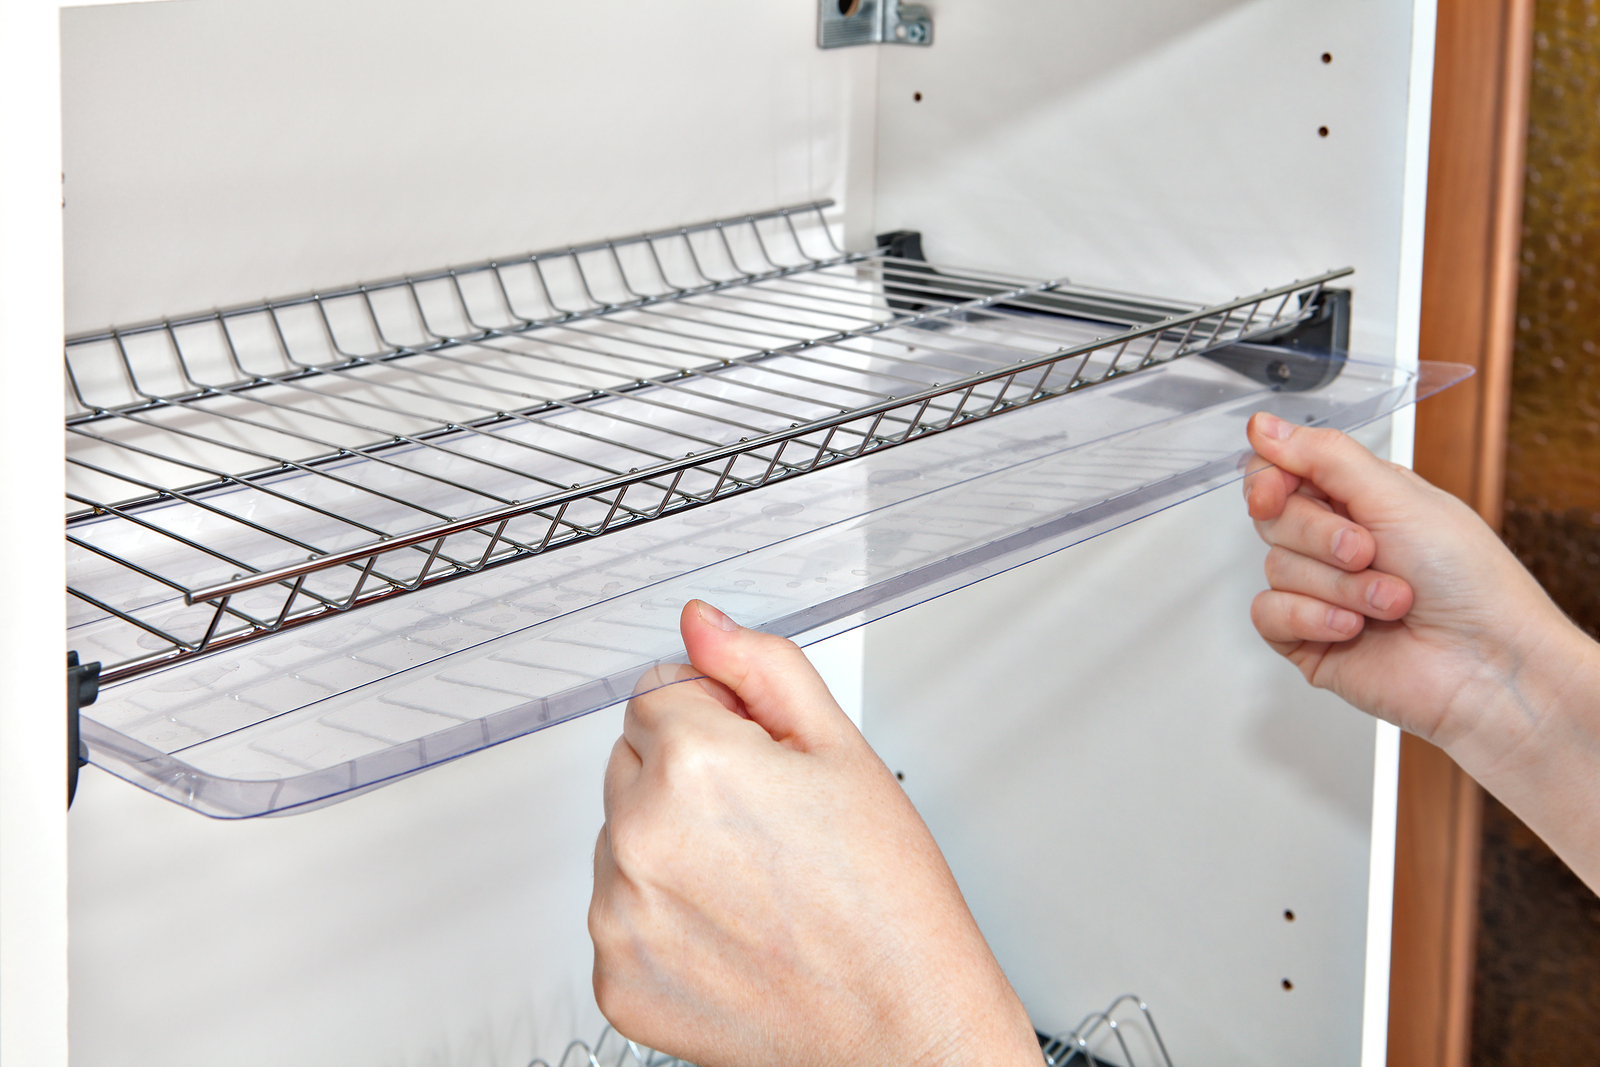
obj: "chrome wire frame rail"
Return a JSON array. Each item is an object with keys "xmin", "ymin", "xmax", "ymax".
[
  {"xmin": 1039, "ymin": 995, "xmax": 1174, "ymax": 1067},
  {"xmin": 528, "ymin": 997, "xmax": 1173, "ymax": 1067},
  {"xmin": 66, "ymin": 200, "xmax": 1350, "ymax": 684},
  {"xmin": 525, "ymin": 1025, "xmax": 690, "ymax": 1067}
]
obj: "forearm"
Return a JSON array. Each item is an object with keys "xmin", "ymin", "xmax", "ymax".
[
  {"xmin": 1239, "ymin": 417, "xmax": 1600, "ymax": 891},
  {"xmin": 1453, "ymin": 616, "xmax": 1600, "ymax": 894}
]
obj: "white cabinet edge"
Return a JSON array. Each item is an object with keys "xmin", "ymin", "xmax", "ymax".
[{"xmin": 1359, "ymin": 2, "xmax": 1437, "ymax": 1065}]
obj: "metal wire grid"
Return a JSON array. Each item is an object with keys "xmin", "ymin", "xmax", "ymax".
[
  {"xmin": 65, "ymin": 200, "xmax": 1348, "ymax": 685},
  {"xmin": 526, "ymin": 1025, "xmax": 689, "ymax": 1067},
  {"xmin": 524, "ymin": 996, "xmax": 1172, "ymax": 1067},
  {"xmin": 92, "ymin": 379, "xmax": 1267, "ymax": 795},
  {"xmin": 1039, "ymin": 995, "xmax": 1174, "ymax": 1067}
]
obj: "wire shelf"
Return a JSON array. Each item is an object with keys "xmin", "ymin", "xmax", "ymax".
[
  {"xmin": 523, "ymin": 996, "xmax": 1173, "ymax": 1067},
  {"xmin": 65, "ymin": 201, "xmax": 1347, "ymax": 686},
  {"xmin": 77, "ymin": 349, "xmax": 1466, "ymax": 816},
  {"xmin": 526, "ymin": 1026, "xmax": 689, "ymax": 1067},
  {"xmin": 1039, "ymin": 995, "xmax": 1174, "ymax": 1067}
]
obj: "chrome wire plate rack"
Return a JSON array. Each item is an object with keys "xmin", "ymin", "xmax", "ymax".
[
  {"xmin": 520, "ymin": 995, "xmax": 1173, "ymax": 1067},
  {"xmin": 66, "ymin": 201, "xmax": 1347, "ymax": 686},
  {"xmin": 1039, "ymin": 995, "xmax": 1174, "ymax": 1067}
]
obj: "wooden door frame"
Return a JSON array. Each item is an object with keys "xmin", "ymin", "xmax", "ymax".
[{"xmin": 1390, "ymin": 1, "xmax": 1532, "ymax": 1064}]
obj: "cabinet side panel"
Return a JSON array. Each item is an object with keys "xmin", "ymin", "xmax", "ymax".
[
  {"xmin": 0, "ymin": 3, "xmax": 67, "ymax": 1066},
  {"xmin": 864, "ymin": 487, "xmax": 1375, "ymax": 1065},
  {"xmin": 869, "ymin": 2, "xmax": 1425, "ymax": 1060}
]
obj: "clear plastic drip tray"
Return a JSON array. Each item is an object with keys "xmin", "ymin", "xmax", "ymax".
[{"xmin": 79, "ymin": 355, "xmax": 1468, "ymax": 816}]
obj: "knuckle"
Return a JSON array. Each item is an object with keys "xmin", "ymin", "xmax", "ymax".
[
  {"xmin": 1305, "ymin": 425, "xmax": 1356, "ymax": 457},
  {"xmin": 624, "ymin": 691, "xmax": 658, "ymax": 729},
  {"xmin": 1263, "ymin": 546, "xmax": 1293, "ymax": 584},
  {"xmin": 604, "ymin": 816, "xmax": 652, "ymax": 874},
  {"xmin": 656, "ymin": 731, "xmax": 723, "ymax": 786},
  {"xmin": 588, "ymin": 899, "xmax": 636, "ymax": 976},
  {"xmin": 1285, "ymin": 493, "xmax": 1329, "ymax": 524},
  {"xmin": 592, "ymin": 965, "xmax": 638, "ymax": 1034},
  {"xmin": 742, "ymin": 627, "xmax": 804, "ymax": 663},
  {"xmin": 587, "ymin": 892, "xmax": 610, "ymax": 943},
  {"xmin": 1249, "ymin": 591, "xmax": 1276, "ymax": 629},
  {"xmin": 632, "ymin": 662, "xmax": 695, "ymax": 698},
  {"xmin": 605, "ymin": 735, "xmax": 632, "ymax": 771}
]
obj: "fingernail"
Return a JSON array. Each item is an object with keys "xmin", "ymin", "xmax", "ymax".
[
  {"xmin": 1255, "ymin": 412, "xmax": 1295, "ymax": 441},
  {"xmin": 1367, "ymin": 579, "xmax": 1399, "ymax": 613},
  {"xmin": 1327, "ymin": 607, "xmax": 1362, "ymax": 634},
  {"xmin": 1332, "ymin": 528, "xmax": 1358, "ymax": 564},
  {"xmin": 696, "ymin": 600, "xmax": 739, "ymax": 632}
]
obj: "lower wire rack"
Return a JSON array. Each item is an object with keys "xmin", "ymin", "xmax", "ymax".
[
  {"xmin": 529, "ymin": 996, "xmax": 1173, "ymax": 1067},
  {"xmin": 527, "ymin": 1026, "xmax": 690, "ymax": 1067},
  {"xmin": 1039, "ymin": 995, "xmax": 1174, "ymax": 1067},
  {"xmin": 65, "ymin": 200, "xmax": 1347, "ymax": 685}
]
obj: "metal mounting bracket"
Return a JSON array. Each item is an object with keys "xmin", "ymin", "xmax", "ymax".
[
  {"xmin": 818, "ymin": 0, "xmax": 932, "ymax": 48},
  {"xmin": 67, "ymin": 651, "xmax": 99, "ymax": 808}
]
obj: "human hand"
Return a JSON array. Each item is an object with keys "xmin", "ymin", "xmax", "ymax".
[
  {"xmin": 1242, "ymin": 411, "xmax": 1571, "ymax": 753},
  {"xmin": 1243, "ymin": 412, "xmax": 1600, "ymax": 888},
  {"xmin": 589, "ymin": 601, "xmax": 1039, "ymax": 1067}
]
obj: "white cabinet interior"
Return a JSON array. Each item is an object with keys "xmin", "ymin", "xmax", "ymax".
[{"xmin": 59, "ymin": 1, "xmax": 1434, "ymax": 1064}]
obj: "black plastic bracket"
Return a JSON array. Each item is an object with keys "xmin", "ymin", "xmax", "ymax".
[
  {"xmin": 876, "ymin": 229, "xmax": 926, "ymax": 262},
  {"xmin": 876, "ymin": 230, "xmax": 941, "ymax": 313},
  {"xmin": 877, "ymin": 229, "xmax": 1350, "ymax": 393},
  {"xmin": 1200, "ymin": 287, "xmax": 1350, "ymax": 392},
  {"xmin": 67, "ymin": 651, "xmax": 100, "ymax": 808}
]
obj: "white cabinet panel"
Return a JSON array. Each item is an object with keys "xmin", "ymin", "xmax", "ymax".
[{"xmin": 865, "ymin": 482, "xmax": 1377, "ymax": 1065}]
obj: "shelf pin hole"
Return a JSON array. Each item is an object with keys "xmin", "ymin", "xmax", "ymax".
[
  {"xmin": 1318, "ymin": 126, "xmax": 1330, "ymax": 138},
  {"xmin": 1322, "ymin": 52, "xmax": 1332, "ymax": 63},
  {"xmin": 1282, "ymin": 979, "xmax": 1294, "ymax": 991},
  {"xmin": 1284, "ymin": 909, "xmax": 1295, "ymax": 922},
  {"xmin": 914, "ymin": 91, "xmax": 923, "ymax": 102}
]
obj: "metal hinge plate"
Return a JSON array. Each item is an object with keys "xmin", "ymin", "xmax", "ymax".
[{"xmin": 818, "ymin": 0, "xmax": 932, "ymax": 48}]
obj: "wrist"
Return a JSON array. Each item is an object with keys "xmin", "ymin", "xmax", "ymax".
[
  {"xmin": 896, "ymin": 987, "xmax": 1040, "ymax": 1067},
  {"xmin": 1452, "ymin": 614, "xmax": 1600, "ymax": 889},
  {"xmin": 1422, "ymin": 545, "xmax": 1590, "ymax": 774}
]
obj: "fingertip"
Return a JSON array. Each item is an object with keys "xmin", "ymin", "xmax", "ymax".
[
  {"xmin": 1254, "ymin": 422, "xmax": 1412, "ymax": 516},
  {"xmin": 681, "ymin": 600, "xmax": 756, "ymax": 677},
  {"xmin": 1244, "ymin": 472, "xmax": 1273, "ymax": 521},
  {"xmin": 1330, "ymin": 525, "xmax": 1377, "ymax": 570},
  {"xmin": 1244, "ymin": 465, "xmax": 1299, "ymax": 522},
  {"xmin": 1364, "ymin": 576, "xmax": 1414, "ymax": 620},
  {"xmin": 1253, "ymin": 588, "xmax": 1369, "ymax": 645},
  {"xmin": 1327, "ymin": 606, "xmax": 1364, "ymax": 636},
  {"xmin": 696, "ymin": 599, "xmax": 740, "ymax": 632},
  {"xmin": 682, "ymin": 598, "xmax": 739, "ymax": 636},
  {"xmin": 1249, "ymin": 588, "xmax": 1274, "ymax": 633},
  {"xmin": 1250, "ymin": 411, "xmax": 1297, "ymax": 444},
  {"xmin": 676, "ymin": 602, "xmax": 846, "ymax": 747}
]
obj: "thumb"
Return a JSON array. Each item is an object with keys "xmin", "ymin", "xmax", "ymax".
[
  {"xmin": 1246, "ymin": 412, "xmax": 1415, "ymax": 519},
  {"xmin": 678, "ymin": 600, "xmax": 849, "ymax": 749}
]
